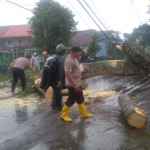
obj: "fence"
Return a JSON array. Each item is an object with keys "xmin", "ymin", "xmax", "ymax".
[{"xmin": 0, "ymin": 65, "xmax": 9, "ymax": 74}]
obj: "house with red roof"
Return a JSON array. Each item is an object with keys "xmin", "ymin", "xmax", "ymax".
[{"xmin": 0, "ymin": 24, "xmax": 33, "ymax": 63}]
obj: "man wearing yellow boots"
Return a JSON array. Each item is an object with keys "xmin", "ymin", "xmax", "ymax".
[{"xmin": 61, "ymin": 46, "xmax": 93, "ymax": 122}]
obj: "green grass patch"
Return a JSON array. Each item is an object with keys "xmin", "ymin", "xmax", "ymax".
[
  {"xmin": 0, "ymin": 72, "xmax": 12, "ymax": 81},
  {"xmin": 16, "ymin": 69, "xmax": 42, "ymax": 97}
]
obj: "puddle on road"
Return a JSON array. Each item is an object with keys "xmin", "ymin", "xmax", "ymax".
[{"xmin": 0, "ymin": 93, "xmax": 50, "ymax": 136}]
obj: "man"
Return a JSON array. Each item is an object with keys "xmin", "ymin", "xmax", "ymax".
[
  {"xmin": 79, "ymin": 49, "xmax": 88, "ymax": 63},
  {"xmin": 8, "ymin": 55, "xmax": 39, "ymax": 94},
  {"xmin": 40, "ymin": 44, "xmax": 66, "ymax": 110},
  {"xmin": 31, "ymin": 52, "xmax": 40, "ymax": 70},
  {"xmin": 42, "ymin": 51, "xmax": 48, "ymax": 63},
  {"xmin": 61, "ymin": 46, "xmax": 93, "ymax": 122}
]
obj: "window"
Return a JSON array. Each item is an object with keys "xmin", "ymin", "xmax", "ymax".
[
  {"xmin": 0, "ymin": 40, "xmax": 4, "ymax": 45},
  {"xmin": 18, "ymin": 39, "xmax": 22, "ymax": 45},
  {"xmin": 8, "ymin": 40, "xmax": 12, "ymax": 45}
]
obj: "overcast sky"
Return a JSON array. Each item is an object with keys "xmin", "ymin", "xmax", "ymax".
[{"xmin": 0, "ymin": 0, "xmax": 149, "ymax": 35}]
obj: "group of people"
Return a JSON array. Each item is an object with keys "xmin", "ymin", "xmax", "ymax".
[{"xmin": 8, "ymin": 44, "xmax": 92, "ymax": 122}]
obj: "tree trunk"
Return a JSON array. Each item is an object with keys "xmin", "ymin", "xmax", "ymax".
[
  {"xmin": 80, "ymin": 60, "xmax": 147, "ymax": 80},
  {"xmin": 34, "ymin": 79, "xmax": 53, "ymax": 100},
  {"xmin": 34, "ymin": 79, "xmax": 88, "ymax": 99},
  {"xmin": 118, "ymin": 94, "xmax": 147, "ymax": 128},
  {"xmin": 43, "ymin": 22, "xmax": 47, "ymax": 52}
]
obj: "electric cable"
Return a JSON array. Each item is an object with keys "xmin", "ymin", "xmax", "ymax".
[
  {"xmin": 5, "ymin": 0, "xmax": 97, "ymax": 40},
  {"xmin": 130, "ymin": 0, "xmax": 142, "ymax": 24},
  {"xmin": 66, "ymin": 0, "xmax": 94, "ymax": 33},
  {"xmin": 0, "ymin": 0, "xmax": 36, "ymax": 6},
  {"xmin": 89, "ymin": 0, "xmax": 111, "ymax": 31},
  {"xmin": 78, "ymin": 0, "xmax": 135, "ymax": 73},
  {"xmin": 83, "ymin": 0, "xmax": 119, "ymax": 39}
]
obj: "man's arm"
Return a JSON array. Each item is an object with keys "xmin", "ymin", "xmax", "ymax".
[
  {"xmin": 28, "ymin": 64, "xmax": 40, "ymax": 78},
  {"xmin": 57, "ymin": 58, "xmax": 64, "ymax": 88},
  {"xmin": 7, "ymin": 59, "xmax": 18, "ymax": 71},
  {"xmin": 65, "ymin": 71, "xmax": 80, "ymax": 92}
]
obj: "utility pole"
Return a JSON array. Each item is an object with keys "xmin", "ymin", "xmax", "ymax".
[{"xmin": 11, "ymin": 39, "xmax": 15, "ymax": 60}]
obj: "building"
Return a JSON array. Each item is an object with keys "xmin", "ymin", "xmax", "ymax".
[
  {"xmin": 0, "ymin": 24, "xmax": 35, "ymax": 63},
  {"xmin": 83, "ymin": 37, "xmax": 124, "ymax": 60}
]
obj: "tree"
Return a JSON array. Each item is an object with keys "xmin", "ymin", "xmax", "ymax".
[
  {"xmin": 123, "ymin": 24, "xmax": 150, "ymax": 46},
  {"xmin": 29, "ymin": 0, "xmax": 77, "ymax": 54},
  {"xmin": 87, "ymin": 34, "xmax": 101, "ymax": 60},
  {"xmin": 138, "ymin": 39, "xmax": 146, "ymax": 48},
  {"xmin": 123, "ymin": 33, "xmax": 131, "ymax": 41}
]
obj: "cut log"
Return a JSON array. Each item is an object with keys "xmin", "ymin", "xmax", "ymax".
[
  {"xmin": 34, "ymin": 79, "xmax": 53, "ymax": 99},
  {"xmin": 80, "ymin": 60, "xmax": 147, "ymax": 80},
  {"xmin": 118, "ymin": 94, "xmax": 147, "ymax": 128}
]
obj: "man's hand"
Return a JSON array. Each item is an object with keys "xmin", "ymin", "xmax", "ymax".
[
  {"xmin": 57, "ymin": 81, "xmax": 62, "ymax": 88},
  {"xmin": 73, "ymin": 85, "xmax": 80, "ymax": 92},
  {"xmin": 36, "ymin": 74, "xmax": 41, "ymax": 79},
  {"xmin": 7, "ymin": 68, "xmax": 11, "ymax": 72}
]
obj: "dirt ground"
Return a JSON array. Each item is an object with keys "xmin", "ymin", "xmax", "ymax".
[{"xmin": 0, "ymin": 75, "xmax": 150, "ymax": 150}]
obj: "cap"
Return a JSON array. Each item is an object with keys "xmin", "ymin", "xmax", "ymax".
[
  {"xmin": 42, "ymin": 51, "xmax": 47, "ymax": 56},
  {"xmin": 26, "ymin": 55, "xmax": 31, "ymax": 58},
  {"xmin": 34, "ymin": 52, "xmax": 37, "ymax": 55}
]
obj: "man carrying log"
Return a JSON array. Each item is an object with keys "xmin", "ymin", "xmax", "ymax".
[
  {"xmin": 61, "ymin": 46, "xmax": 93, "ymax": 122},
  {"xmin": 40, "ymin": 44, "xmax": 66, "ymax": 110}
]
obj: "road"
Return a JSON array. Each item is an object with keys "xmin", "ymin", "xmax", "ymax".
[{"xmin": 0, "ymin": 75, "xmax": 150, "ymax": 150}]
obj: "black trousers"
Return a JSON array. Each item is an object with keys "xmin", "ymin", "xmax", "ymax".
[
  {"xmin": 51, "ymin": 84, "xmax": 62, "ymax": 109},
  {"xmin": 11, "ymin": 67, "xmax": 26, "ymax": 92},
  {"xmin": 65, "ymin": 86, "xmax": 84, "ymax": 107}
]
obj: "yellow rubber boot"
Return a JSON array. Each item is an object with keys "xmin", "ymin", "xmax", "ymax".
[
  {"xmin": 78, "ymin": 103, "xmax": 93, "ymax": 118},
  {"xmin": 61, "ymin": 104, "xmax": 72, "ymax": 122}
]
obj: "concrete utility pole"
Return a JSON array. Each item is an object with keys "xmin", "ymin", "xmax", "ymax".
[{"xmin": 11, "ymin": 39, "xmax": 15, "ymax": 60}]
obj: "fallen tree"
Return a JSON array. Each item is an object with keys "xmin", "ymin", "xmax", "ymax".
[
  {"xmin": 116, "ymin": 41, "xmax": 150, "ymax": 72},
  {"xmin": 34, "ymin": 78, "xmax": 88, "ymax": 99},
  {"xmin": 80, "ymin": 60, "xmax": 147, "ymax": 80},
  {"xmin": 118, "ymin": 94, "xmax": 147, "ymax": 128}
]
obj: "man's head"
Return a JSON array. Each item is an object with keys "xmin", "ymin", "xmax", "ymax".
[
  {"xmin": 70, "ymin": 46, "xmax": 81, "ymax": 58},
  {"xmin": 34, "ymin": 52, "xmax": 37, "ymax": 56},
  {"xmin": 26, "ymin": 55, "xmax": 31, "ymax": 61},
  {"xmin": 42, "ymin": 51, "xmax": 48, "ymax": 56},
  {"xmin": 82, "ymin": 49, "xmax": 86, "ymax": 53},
  {"xmin": 56, "ymin": 44, "xmax": 66, "ymax": 55}
]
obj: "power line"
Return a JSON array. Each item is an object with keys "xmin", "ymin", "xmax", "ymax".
[
  {"xmin": 66, "ymin": 0, "xmax": 95, "ymax": 33},
  {"xmin": 89, "ymin": 0, "xmax": 111, "ymax": 31},
  {"xmin": 130, "ymin": 0, "xmax": 142, "ymax": 24},
  {"xmin": 5, "ymin": 0, "xmax": 34, "ymax": 13},
  {"xmin": 4, "ymin": 0, "xmax": 97, "ymax": 49},
  {"xmin": 78, "ymin": 0, "xmax": 135, "ymax": 73},
  {"xmin": 79, "ymin": 0, "xmax": 112, "ymax": 42},
  {"xmin": 0, "ymin": 0, "xmax": 36, "ymax": 6},
  {"xmin": 83, "ymin": 0, "xmax": 116, "ymax": 38}
]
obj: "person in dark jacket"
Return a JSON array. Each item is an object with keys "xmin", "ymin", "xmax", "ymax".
[
  {"xmin": 79, "ymin": 49, "xmax": 88, "ymax": 63},
  {"xmin": 40, "ymin": 44, "xmax": 66, "ymax": 110}
]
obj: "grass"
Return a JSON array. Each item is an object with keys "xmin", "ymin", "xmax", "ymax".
[
  {"xmin": 121, "ymin": 139, "xmax": 136, "ymax": 150},
  {"xmin": 16, "ymin": 69, "xmax": 42, "ymax": 97},
  {"xmin": 0, "ymin": 72, "xmax": 12, "ymax": 81},
  {"xmin": 0, "ymin": 69, "xmax": 42, "ymax": 97}
]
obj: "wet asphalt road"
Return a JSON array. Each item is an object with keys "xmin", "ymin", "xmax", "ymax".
[{"xmin": 0, "ymin": 75, "xmax": 150, "ymax": 150}]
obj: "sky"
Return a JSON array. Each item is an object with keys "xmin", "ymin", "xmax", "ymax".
[{"xmin": 0, "ymin": 0, "xmax": 150, "ymax": 36}]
